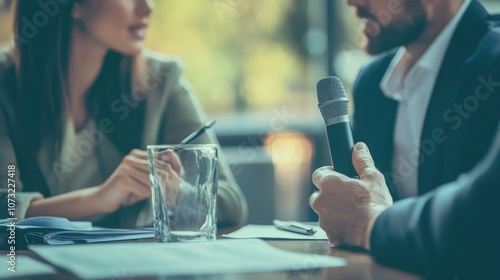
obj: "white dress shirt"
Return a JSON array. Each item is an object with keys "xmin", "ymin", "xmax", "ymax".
[{"xmin": 380, "ymin": 0, "xmax": 471, "ymax": 198}]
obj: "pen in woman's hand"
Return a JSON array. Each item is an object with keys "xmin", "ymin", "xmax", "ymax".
[{"xmin": 180, "ymin": 119, "xmax": 216, "ymax": 144}]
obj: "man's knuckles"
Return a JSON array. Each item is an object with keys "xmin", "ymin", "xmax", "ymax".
[
  {"xmin": 361, "ymin": 167, "xmax": 384, "ymax": 183},
  {"xmin": 310, "ymin": 193, "xmax": 325, "ymax": 213},
  {"xmin": 354, "ymin": 154, "xmax": 375, "ymax": 171},
  {"xmin": 313, "ymin": 171, "xmax": 348, "ymax": 189}
]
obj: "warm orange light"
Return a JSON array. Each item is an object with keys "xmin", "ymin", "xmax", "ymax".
[
  {"xmin": 264, "ymin": 132, "xmax": 314, "ymax": 221},
  {"xmin": 264, "ymin": 132, "xmax": 313, "ymax": 166}
]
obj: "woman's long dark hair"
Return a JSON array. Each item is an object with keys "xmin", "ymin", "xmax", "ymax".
[{"xmin": 12, "ymin": 0, "xmax": 145, "ymax": 194}]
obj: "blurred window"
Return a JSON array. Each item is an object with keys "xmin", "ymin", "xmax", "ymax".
[{"xmin": 0, "ymin": 0, "xmax": 329, "ymax": 125}]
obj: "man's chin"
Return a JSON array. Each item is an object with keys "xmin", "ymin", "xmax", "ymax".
[
  {"xmin": 363, "ymin": 23, "xmax": 426, "ymax": 55},
  {"xmin": 365, "ymin": 39, "xmax": 400, "ymax": 55}
]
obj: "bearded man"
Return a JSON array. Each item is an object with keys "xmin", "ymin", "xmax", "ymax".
[
  {"xmin": 310, "ymin": 0, "xmax": 500, "ymax": 278},
  {"xmin": 350, "ymin": 0, "xmax": 500, "ymax": 200}
]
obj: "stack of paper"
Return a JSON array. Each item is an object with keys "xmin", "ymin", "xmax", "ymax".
[
  {"xmin": 30, "ymin": 239, "xmax": 345, "ymax": 279},
  {"xmin": 41, "ymin": 228, "xmax": 154, "ymax": 245},
  {"xmin": 0, "ymin": 217, "xmax": 154, "ymax": 247},
  {"xmin": 0, "ymin": 216, "xmax": 91, "ymax": 230}
]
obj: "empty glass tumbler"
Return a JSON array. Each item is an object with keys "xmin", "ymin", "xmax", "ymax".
[{"xmin": 148, "ymin": 144, "xmax": 218, "ymax": 242}]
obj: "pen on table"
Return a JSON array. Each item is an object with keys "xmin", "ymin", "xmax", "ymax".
[
  {"xmin": 273, "ymin": 219, "xmax": 317, "ymax": 236},
  {"xmin": 180, "ymin": 119, "xmax": 216, "ymax": 144}
]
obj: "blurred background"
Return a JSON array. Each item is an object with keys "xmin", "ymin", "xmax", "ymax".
[{"xmin": 1, "ymin": 0, "xmax": 499, "ymax": 224}]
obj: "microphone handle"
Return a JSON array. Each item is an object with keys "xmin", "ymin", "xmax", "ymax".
[{"xmin": 325, "ymin": 121, "xmax": 358, "ymax": 178}]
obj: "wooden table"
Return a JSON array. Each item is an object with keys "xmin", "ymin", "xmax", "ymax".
[{"xmin": 7, "ymin": 239, "xmax": 423, "ymax": 279}]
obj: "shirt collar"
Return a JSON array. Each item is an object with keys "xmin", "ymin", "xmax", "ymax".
[
  {"xmin": 417, "ymin": 0, "xmax": 471, "ymax": 70},
  {"xmin": 380, "ymin": 0, "xmax": 472, "ymax": 101}
]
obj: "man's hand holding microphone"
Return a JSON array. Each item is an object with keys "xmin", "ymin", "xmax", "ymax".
[
  {"xmin": 312, "ymin": 77, "xmax": 392, "ymax": 250},
  {"xmin": 310, "ymin": 142, "xmax": 392, "ymax": 249}
]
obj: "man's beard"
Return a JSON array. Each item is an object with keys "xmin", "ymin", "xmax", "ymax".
[{"xmin": 361, "ymin": 3, "xmax": 427, "ymax": 55}]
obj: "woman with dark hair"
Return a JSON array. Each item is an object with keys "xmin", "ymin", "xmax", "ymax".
[{"xmin": 0, "ymin": 0, "xmax": 247, "ymax": 228}]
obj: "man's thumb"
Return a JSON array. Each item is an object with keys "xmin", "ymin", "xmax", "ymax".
[{"xmin": 352, "ymin": 142, "xmax": 375, "ymax": 176}]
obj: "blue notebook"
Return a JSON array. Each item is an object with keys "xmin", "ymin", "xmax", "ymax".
[{"xmin": 0, "ymin": 216, "xmax": 154, "ymax": 248}]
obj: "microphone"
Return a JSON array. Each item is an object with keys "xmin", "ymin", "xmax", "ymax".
[{"xmin": 316, "ymin": 76, "xmax": 358, "ymax": 178}]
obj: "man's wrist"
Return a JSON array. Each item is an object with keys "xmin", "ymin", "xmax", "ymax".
[{"xmin": 364, "ymin": 206, "xmax": 387, "ymax": 250}]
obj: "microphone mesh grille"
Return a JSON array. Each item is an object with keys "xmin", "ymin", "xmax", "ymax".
[
  {"xmin": 316, "ymin": 76, "xmax": 347, "ymax": 103},
  {"xmin": 316, "ymin": 76, "xmax": 349, "ymax": 119},
  {"xmin": 319, "ymin": 101, "xmax": 349, "ymax": 119}
]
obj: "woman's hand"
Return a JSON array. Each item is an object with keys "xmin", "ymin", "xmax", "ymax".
[
  {"xmin": 94, "ymin": 149, "xmax": 152, "ymax": 214},
  {"xmin": 151, "ymin": 150, "xmax": 184, "ymax": 206},
  {"xmin": 25, "ymin": 149, "xmax": 152, "ymax": 219}
]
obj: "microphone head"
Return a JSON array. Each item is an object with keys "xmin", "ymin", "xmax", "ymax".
[
  {"xmin": 316, "ymin": 76, "xmax": 349, "ymax": 120},
  {"xmin": 316, "ymin": 76, "xmax": 346, "ymax": 102}
]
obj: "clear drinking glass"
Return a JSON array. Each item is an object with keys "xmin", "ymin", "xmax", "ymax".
[{"xmin": 148, "ymin": 144, "xmax": 218, "ymax": 242}]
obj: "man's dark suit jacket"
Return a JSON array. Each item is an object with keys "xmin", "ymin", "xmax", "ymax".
[
  {"xmin": 370, "ymin": 123, "xmax": 500, "ymax": 278},
  {"xmin": 352, "ymin": 0, "xmax": 500, "ymax": 199}
]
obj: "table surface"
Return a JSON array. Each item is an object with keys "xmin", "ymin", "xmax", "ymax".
[{"xmin": 7, "ymin": 239, "xmax": 423, "ymax": 280}]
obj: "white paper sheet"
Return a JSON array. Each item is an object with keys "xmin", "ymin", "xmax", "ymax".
[
  {"xmin": 223, "ymin": 225, "xmax": 328, "ymax": 240},
  {"xmin": 0, "ymin": 256, "xmax": 55, "ymax": 278},
  {"xmin": 30, "ymin": 239, "xmax": 344, "ymax": 279}
]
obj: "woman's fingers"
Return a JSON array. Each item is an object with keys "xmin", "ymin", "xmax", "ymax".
[
  {"xmin": 125, "ymin": 167, "xmax": 150, "ymax": 187},
  {"xmin": 123, "ymin": 153, "xmax": 150, "ymax": 174},
  {"xmin": 114, "ymin": 152, "xmax": 151, "ymax": 202},
  {"xmin": 125, "ymin": 175, "xmax": 151, "ymax": 199},
  {"xmin": 165, "ymin": 164, "xmax": 181, "ymax": 186},
  {"xmin": 160, "ymin": 150, "xmax": 184, "ymax": 175},
  {"xmin": 130, "ymin": 149, "xmax": 148, "ymax": 159},
  {"xmin": 118, "ymin": 148, "xmax": 185, "ymax": 207}
]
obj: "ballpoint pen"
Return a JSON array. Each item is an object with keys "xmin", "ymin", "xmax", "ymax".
[
  {"xmin": 273, "ymin": 219, "xmax": 317, "ymax": 236},
  {"xmin": 180, "ymin": 119, "xmax": 216, "ymax": 144}
]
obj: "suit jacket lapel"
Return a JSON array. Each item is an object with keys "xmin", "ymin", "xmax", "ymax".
[
  {"xmin": 418, "ymin": 1, "xmax": 489, "ymax": 194},
  {"xmin": 353, "ymin": 52, "xmax": 399, "ymax": 197},
  {"xmin": 377, "ymin": 97, "xmax": 399, "ymax": 198}
]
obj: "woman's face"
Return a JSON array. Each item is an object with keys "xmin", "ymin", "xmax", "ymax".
[{"xmin": 73, "ymin": 0, "xmax": 154, "ymax": 55}]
